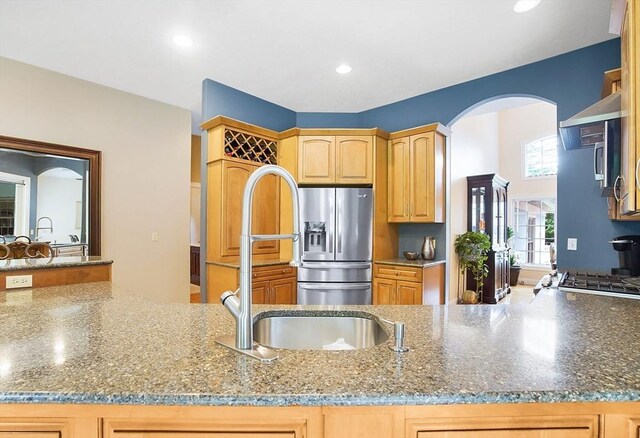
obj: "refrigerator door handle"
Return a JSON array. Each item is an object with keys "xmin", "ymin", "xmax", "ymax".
[
  {"xmin": 301, "ymin": 262, "xmax": 371, "ymax": 269},
  {"xmin": 298, "ymin": 283, "xmax": 371, "ymax": 290},
  {"xmin": 336, "ymin": 195, "xmax": 342, "ymax": 254}
]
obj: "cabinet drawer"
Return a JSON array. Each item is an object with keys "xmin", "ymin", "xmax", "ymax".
[
  {"xmin": 252, "ymin": 265, "xmax": 296, "ymax": 280},
  {"xmin": 374, "ymin": 264, "xmax": 422, "ymax": 282}
]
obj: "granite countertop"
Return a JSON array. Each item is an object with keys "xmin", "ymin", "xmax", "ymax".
[
  {"xmin": 375, "ymin": 258, "xmax": 446, "ymax": 268},
  {"xmin": 207, "ymin": 259, "xmax": 292, "ymax": 268},
  {"xmin": 0, "ymin": 256, "xmax": 113, "ymax": 272},
  {"xmin": 0, "ymin": 283, "xmax": 639, "ymax": 407}
]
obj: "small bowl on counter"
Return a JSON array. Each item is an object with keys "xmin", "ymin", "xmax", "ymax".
[{"xmin": 403, "ymin": 251, "xmax": 420, "ymax": 260}]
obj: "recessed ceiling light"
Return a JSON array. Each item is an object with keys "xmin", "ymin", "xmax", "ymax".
[
  {"xmin": 513, "ymin": 0, "xmax": 541, "ymax": 13},
  {"xmin": 172, "ymin": 34, "xmax": 194, "ymax": 48},
  {"xmin": 335, "ymin": 64, "xmax": 352, "ymax": 75}
]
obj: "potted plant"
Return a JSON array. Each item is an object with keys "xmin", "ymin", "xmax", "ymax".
[
  {"xmin": 454, "ymin": 231, "xmax": 491, "ymax": 304},
  {"xmin": 509, "ymin": 253, "xmax": 521, "ymax": 286}
]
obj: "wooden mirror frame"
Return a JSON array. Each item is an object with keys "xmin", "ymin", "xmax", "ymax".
[{"xmin": 0, "ymin": 135, "xmax": 101, "ymax": 256}]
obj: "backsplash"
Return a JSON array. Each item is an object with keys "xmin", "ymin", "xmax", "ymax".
[{"xmin": 398, "ymin": 223, "xmax": 446, "ymax": 261}]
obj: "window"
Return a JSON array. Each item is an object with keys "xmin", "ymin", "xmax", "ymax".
[
  {"xmin": 524, "ymin": 136, "xmax": 558, "ymax": 178},
  {"xmin": 511, "ymin": 198, "xmax": 556, "ymax": 266}
]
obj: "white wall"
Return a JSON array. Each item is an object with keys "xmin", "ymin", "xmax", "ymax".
[
  {"xmin": 498, "ymin": 101, "xmax": 557, "ymax": 200},
  {"xmin": 448, "ymin": 112, "xmax": 500, "ymax": 303},
  {"xmin": 498, "ymin": 101, "xmax": 557, "ymax": 284},
  {"xmin": 0, "ymin": 57, "xmax": 192, "ymax": 303},
  {"xmin": 36, "ymin": 173, "xmax": 82, "ymax": 243}
]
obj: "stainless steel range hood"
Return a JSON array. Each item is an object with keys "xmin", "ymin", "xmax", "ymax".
[{"xmin": 559, "ymin": 91, "xmax": 622, "ymax": 150}]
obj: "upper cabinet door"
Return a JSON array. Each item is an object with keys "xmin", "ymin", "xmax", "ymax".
[
  {"xmin": 388, "ymin": 137, "xmax": 410, "ymax": 222},
  {"xmin": 252, "ymin": 172, "xmax": 280, "ymax": 255},
  {"xmin": 409, "ymin": 133, "xmax": 434, "ymax": 222},
  {"xmin": 221, "ymin": 160, "xmax": 255, "ymax": 258},
  {"xmin": 409, "ymin": 132, "xmax": 445, "ymax": 223},
  {"xmin": 335, "ymin": 136, "xmax": 373, "ymax": 184},
  {"xmin": 298, "ymin": 136, "xmax": 336, "ymax": 184}
]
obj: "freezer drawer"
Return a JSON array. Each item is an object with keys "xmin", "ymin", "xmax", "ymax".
[
  {"xmin": 298, "ymin": 262, "xmax": 371, "ymax": 282},
  {"xmin": 297, "ymin": 282, "xmax": 372, "ymax": 305}
]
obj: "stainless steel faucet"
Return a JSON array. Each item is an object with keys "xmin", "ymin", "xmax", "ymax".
[
  {"xmin": 35, "ymin": 216, "xmax": 53, "ymax": 241},
  {"xmin": 216, "ymin": 165, "xmax": 302, "ymax": 361}
]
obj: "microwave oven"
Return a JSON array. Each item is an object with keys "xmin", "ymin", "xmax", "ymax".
[{"xmin": 593, "ymin": 118, "xmax": 621, "ymax": 197}]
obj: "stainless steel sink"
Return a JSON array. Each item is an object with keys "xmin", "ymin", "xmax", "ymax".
[{"xmin": 253, "ymin": 311, "xmax": 389, "ymax": 350}]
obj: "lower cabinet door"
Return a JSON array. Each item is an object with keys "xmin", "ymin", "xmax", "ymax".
[
  {"xmin": 396, "ymin": 281, "xmax": 421, "ymax": 305},
  {"xmin": 271, "ymin": 277, "xmax": 296, "ymax": 304},
  {"xmin": 409, "ymin": 415, "xmax": 598, "ymax": 438},
  {"xmin": 252, "ymin": 281, "xmax": 269, "ymax": 304},
  {"xmin": 103, "ymin": 418, "xmax": 305, "ymax": 438},
  {"xmin": 373, "ymin": 278, "xmax": 396, "ymax": 304},
  {"xmin": 109, "ymin": 433, "xmax": 294, "ymax": 438}
]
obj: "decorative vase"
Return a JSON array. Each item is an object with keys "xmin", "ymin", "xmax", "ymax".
[
  {"xmin": 421, "ymin": 236, "xmax": 436, "ymax": 260},
  {"xmin": 461, "ymin": 289, "xmax": 479, "ymax": 304}
]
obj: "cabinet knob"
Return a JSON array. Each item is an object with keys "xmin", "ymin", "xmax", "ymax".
[
  {"xmin": 282, "ymin": 269, "xmax": 287, "ymax": 273},
  {"xmin": 395, "ymin": 272, "xmax": 399, "ymax": 275},
  {"xmin": 252, "ymin": 273, "xmax": 257, "ymax": 278}
]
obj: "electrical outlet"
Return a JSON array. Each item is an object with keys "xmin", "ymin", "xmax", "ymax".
[
  {"xmin": 151, "ymin": 232, "xmax": 158, "ymax": 242},
  {"xmin": 6, "ymin": 274, "xmax": 33, "ymax": 289},
  {"xmin": 567, "ymin": 238, "xmax": 578, "ymax": 251}
]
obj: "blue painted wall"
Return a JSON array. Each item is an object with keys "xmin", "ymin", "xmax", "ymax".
[
  {"xmin": 202, "ymin": 38, "xmax": 639, "ymax": 272},
  {"xmin": 202, "ymin": 79, "xmax": 296, "ymax": 132},
  {"xmin": 296, "ymin": 112, "xmax": 361, "ymax": 128}
]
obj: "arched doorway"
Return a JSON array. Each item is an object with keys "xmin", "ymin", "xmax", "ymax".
[{"xmin": 446, "ymin": 96, "xmax": 558, "ymax": 304}]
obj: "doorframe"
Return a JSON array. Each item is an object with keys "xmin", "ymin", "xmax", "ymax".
[{"xmin": 0, "ymin": 170, "xmax": 30, "ymax": 237}]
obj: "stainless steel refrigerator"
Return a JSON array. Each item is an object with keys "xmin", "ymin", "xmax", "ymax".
[{"xmin": 297, "ymin": 187, "xmax": 373, "ymax": 304}]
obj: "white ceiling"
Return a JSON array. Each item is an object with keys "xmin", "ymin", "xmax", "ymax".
[{"xmin": 0, "ymin": 0, "xmax": 617, "ymax": 131}]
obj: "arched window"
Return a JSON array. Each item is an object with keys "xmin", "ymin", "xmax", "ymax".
[{"xmin": 524, "ymin": 135, "xmax": 558, "ymax": 178}]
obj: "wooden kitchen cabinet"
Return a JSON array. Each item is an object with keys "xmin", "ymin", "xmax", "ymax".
[
  {"xmin": 207, "ymin": 263, "xmax": 296, "ymax": 304},
  {"xmin": 407, "ymin": 415, "xmax": 598, "ymax": 438},
  {"xmin": 204, "ymin": 117, "xmax": 281, "ymax": 264},
  {"xmin": 373, "ymin": 262, "xmax": 445, "ymax": 305},
  {"xmin": 387, "ymin": 124, "xmax": 447, "ymax": 223},
  {"xmin": 617, "ymin": 0, "xmax": 640, "ymax": 215},
  {"xmin": 207, "ymin": 159, "xmax": 280, "ymax": 262},
  {"xmin": 298, "ymin": 135, "xmax": 373, "ymax": 184}
]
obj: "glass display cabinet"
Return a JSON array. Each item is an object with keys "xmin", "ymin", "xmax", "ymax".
[{"xmin": 466, "ymin": 173, "xmax": 510, "ymax": 304}]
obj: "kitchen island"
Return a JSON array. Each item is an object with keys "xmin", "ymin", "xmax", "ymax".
[{"xmin": 0, "ymin": 282, "xmax": 638, "ymax": 437}]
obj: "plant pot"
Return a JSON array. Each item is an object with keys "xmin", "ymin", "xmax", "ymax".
[
  {"xmin": 461, "ymin": 289, "xmax": 479, "ymax": 304},
  {"xmin": 509, "ymin": 266, "xmax": 521, "ymax": 287}
]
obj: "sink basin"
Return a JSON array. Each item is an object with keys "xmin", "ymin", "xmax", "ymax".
[{"xmin": 253, "ymin": 311, "xmax": 389, "ymax": 350}]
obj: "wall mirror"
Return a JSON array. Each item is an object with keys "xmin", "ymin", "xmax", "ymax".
[{"xmin": 0, "ymin": 135, "xmax": 101, "ymax": 256}]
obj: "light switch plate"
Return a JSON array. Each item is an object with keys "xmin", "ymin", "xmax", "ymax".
[
  {"xmin": 6, "ymin": 274, "xmax": 33, "ymax": 289},
  {"xmin": 567, "ymin": 238, "xmax": 578, "ymax": 251}
]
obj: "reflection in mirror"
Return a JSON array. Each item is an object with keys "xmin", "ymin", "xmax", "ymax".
[{"xmin": 0, "ymin": 136, "xmax": 100, "ymax": 256}]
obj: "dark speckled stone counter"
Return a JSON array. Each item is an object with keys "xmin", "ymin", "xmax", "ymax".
[
  {"xmin": 375, "ymin": 258, "xmax": 446, "ymax": 268},
  {"xmin": 0, "ymin": 283, "xmax": 639, "ymax": 406},
  {"xmin": 0, "ymin": 256, "xmax": 113, "ymax": 272}
]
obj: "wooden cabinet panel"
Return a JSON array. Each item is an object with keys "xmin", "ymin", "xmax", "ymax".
[
  {"xmin": 252, "ymin": 280, "xmax": 269, "ymax": 305},
  {"xmin": 373, "ymin": 263, "xmax": 445, "ymax": 305},
  {"xmin": 324, "ymin": 408, "xmax": 403, "ymax": 438},
  {"xmin": 111, "ymin": 433, "xmax": 293, "ymax": 438},
  {"xmin": 220, "ymin": 161, "xmax": 254, "ymax": 258},
  {"xmin": 388, "ymin": 128, "xmax": 446, "ymax": 223},
  {"xmin": 0, "ymin": 433, "xmax": 61, "ymax": 438},
  {"xmin": 388, "ymin": 137, "xmax": 410, "ymax": 222},
  {"xmin": 252, "ymin": 173, "xmax": 280, "ymax": 255},
  {"xmin": 396, "ymin": 280, "xmax": 421, "ymax": 305},
  {"xmin": 373, "ymin": 277, "xmax": 395, "ymax": 305},
  {"xmin": 409, "ymin": 415, "xmax": 598, "ymax": 438},
  {"xmin": 271, "ymin": 277, "xmax": 296, "ymax": 305},
  {"xmin": 335, "ymin": 136, "xmax": 373, "ymax": 184},
  {"xmin": 620, "ymin": 0, "xmax": 638, "ymax": 214},
  {"xmin": 104, "ymin": 419, "xmax": 303, "ymax": 438},
  {"xmin": 298, "ymin": 136, "xmax": 335, "ymax": 184},
  {"xmin": 410, "ymin": 133, "xmax": 433, "ymax": 221},
  {"xmin": 374, "ymin": 264, "xmax": 423, "ymax": 282},
  {"xmin": 252, "ymin": 266, "xmax": 295, "ymax": 281}
]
